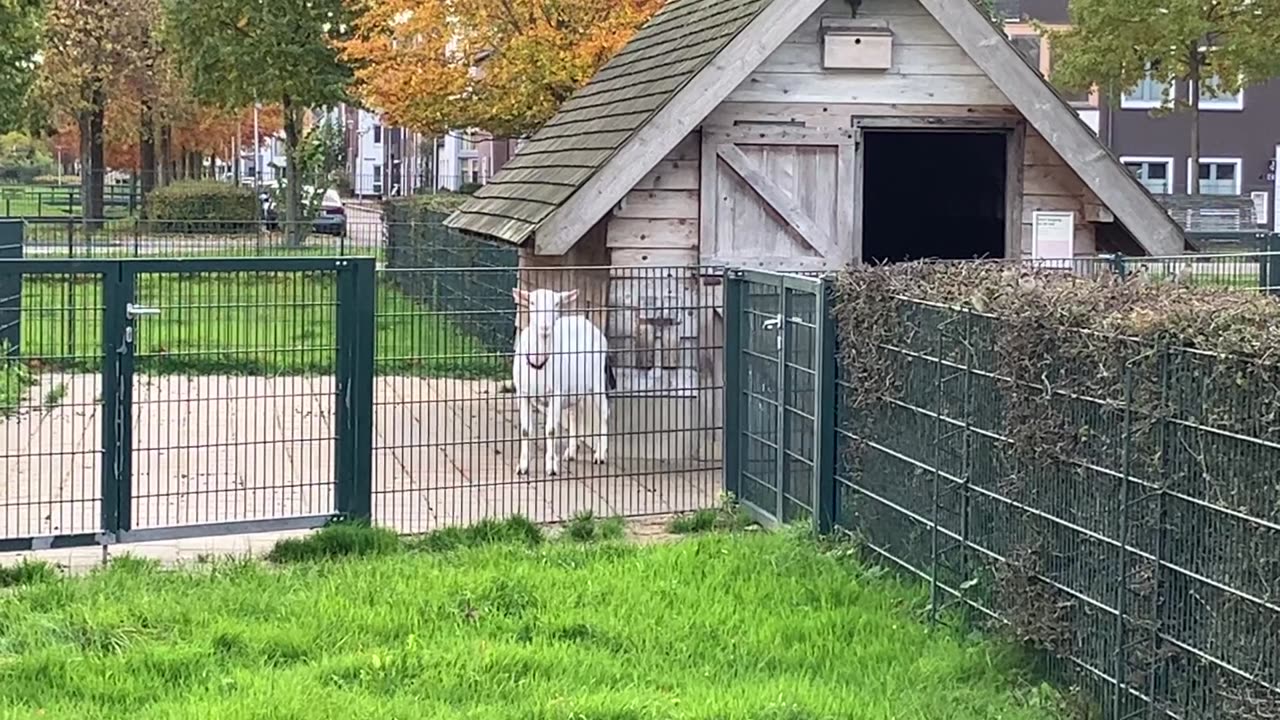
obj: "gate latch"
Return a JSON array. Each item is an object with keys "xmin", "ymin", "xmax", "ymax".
[{"xmin": 126, "ymin": 303, "xmax": 162, "ymax": 320}]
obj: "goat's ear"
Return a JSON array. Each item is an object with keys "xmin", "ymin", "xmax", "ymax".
[
  {"xmin": 557, "ymin": 289, "xmax": 579, "ymax": 307},
  {"xmin": 512, "ymin": 288, "xmax": 529, "ymax": 307}
]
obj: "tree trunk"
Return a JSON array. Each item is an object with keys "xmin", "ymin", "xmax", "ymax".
[
  {"xmin": 159, "ymin": 125, "xmax": 173, "ymax": 186},
  {"xmin": 283, "ymin": 95, "xmax": 303, "ymax": 246},
  {"xmin": 139, "ymin": 105, "xmax": 157, "ymax": 201},
  {"xmin": 1189, "ymin": 63, "xmax": 1202, "ymax": 195},
  {"xmin": 79, "ymin": 86, "xmax": 106, "ymax": 230}
]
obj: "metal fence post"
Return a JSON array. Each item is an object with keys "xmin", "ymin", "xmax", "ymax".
[
  {"xmin": 812, "ymin": 275, "xmax": 837, "ymax": 535},
  {"xmin": 1109, "ymin": 253, "xmax": 1129, "ymax": 280},
  {"xmin": 335, "ymin": 257, "xmax": 376, "ymax": 522},
  {"xmin": 722, "ymin": 269, "xmax": 744, "ymax": 502},
  {"xmin": 1266, "ymin": 233, "xmax": 1280, "ymax": 296},
  {"xmin": 0, "ymin": 220, "xmax": 22, "ymax": 357}
]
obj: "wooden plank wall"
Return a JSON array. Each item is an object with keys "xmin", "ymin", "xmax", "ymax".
[
  {"xmin": 1022, "ymin": 129, "xmax": 1103, "ymax": 256},
  {"xmin": 729, "ymin": 0, "xmax": 1009, "ymax": 107},
  {"xmin": 605, "ymin": 132, "xmax": 704, "ymax": 372},
  {"xmin": 607, "ymin": 133, "xmax": 702, "ymax": 268}
]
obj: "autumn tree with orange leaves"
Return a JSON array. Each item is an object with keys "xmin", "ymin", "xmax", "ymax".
[{"xmin": 342, "ymin": 0, "xmax": 664, "ymax": 138}]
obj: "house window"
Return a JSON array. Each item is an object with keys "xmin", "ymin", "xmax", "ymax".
[
  {"xmin": 1195, "ymin": 74, "xmax": 1244, "ymax": 111},
  {"xmin": 372, "ymin": 164, "xmax": 383, "ymax": 194},
  {"xmin": 1120, "ymin": 157, "xmax": 1173, "ymax": 195},
  {"xmin": 372, "ymin": 124, "xmax": 383, "ymax": 144},
  {"xmin": 1121, "ymin": 67, "xmax": 1172, "ymax": 109},
  {"xmin": 463, "ymin": 158, "xmax": 480, "ymax": 185},
  {"xmin": 1187, "ymin": 158, "xmax": 1242, "ymax": 195}
]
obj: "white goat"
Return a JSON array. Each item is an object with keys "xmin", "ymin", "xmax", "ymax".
[{"xmin": 512, "ymin": 288, "xmax": 614, "ymax": 477}]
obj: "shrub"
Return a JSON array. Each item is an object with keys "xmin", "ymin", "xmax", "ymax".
[
  {"xmin": 145, "ymin": 180, "xmax": 257, "ymax": 234},
  {"xmin": 32, "ymin": 175, "xmax": 77, "ymax": 185}
]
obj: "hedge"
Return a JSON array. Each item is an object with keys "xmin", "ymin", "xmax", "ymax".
[{"xmin": 145, "ymin": 180, "xmax": 257, "ymax": 234}]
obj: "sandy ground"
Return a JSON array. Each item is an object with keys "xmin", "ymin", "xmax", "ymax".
[{"xmin": 1, "ymin": 373, "xmax": 720, "ymax": 568}]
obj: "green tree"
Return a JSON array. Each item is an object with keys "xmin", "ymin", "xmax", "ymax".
[
  {"xmin": 0, "ymin": 0, "xmax": 44, "ymax": 132},
  {"xmin": 166, "ymin": 0, "xmax": 354, "ymax": 244},
  {"xmin": 1044, "ymin": 0, "xmax": 1280, "ymax": 194},
  {"xmin": 37, "ymin": 0, "xmax": 150, "ymax": 224}
]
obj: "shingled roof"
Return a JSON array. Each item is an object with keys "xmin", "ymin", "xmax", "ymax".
[{"xmin": 444, "ymin": 0, "xmax": 775, "ymax": 244}]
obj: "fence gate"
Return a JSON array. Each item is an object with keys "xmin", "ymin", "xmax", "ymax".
[
  {"xmin": 724, "ymin": 269, "xmax": 835, "ymax": 530},
  {"xmin": 0, "ymin": 257, "xmax": 374, "ymax": 552}
]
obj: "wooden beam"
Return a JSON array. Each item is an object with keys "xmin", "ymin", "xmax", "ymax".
[
  {"xmin": 1005, "ymin": 121, "xmax": 1027, "ymax": 259},
  {"xmin": 914, "ymin": 0, "xmax": 1184, "ymax": 256},
  {"xmin": 716, "ymin": 144, "xmax": 834, "ymax": 257},
  {"xmin": 532, "ymin": 0, "xmax": 830, "ymax": 256}
]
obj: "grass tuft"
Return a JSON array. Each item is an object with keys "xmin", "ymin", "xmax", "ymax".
[
  {"xmin": 410, "ymin": 515, "xmax": 545, "ymax": 552},
  {"xmin": 563, "ymin": 511, "xmax": 627, "ymax": 542},
  {"xmin": 0, "ymin": 558, "xmax": 60, "ymax": 588},
  {"xmin": 266, "ymin": 521, "xmax": 403, "ymax": 564},
  {"xmin": 667, "ymin": 493, "xmax": 755, "ymax": 535}
]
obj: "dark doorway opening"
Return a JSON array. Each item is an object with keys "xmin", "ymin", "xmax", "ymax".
[{"xmin": 861, "ymin": 130, "xmax": 1008, "ymax": 263}]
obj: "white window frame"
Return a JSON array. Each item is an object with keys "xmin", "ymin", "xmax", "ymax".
[
  {"xmin": 1120, "ymin": 69, "xmax": 1173, "ymax": 110},
  {"xmin": 372, "ymin": 164, "xmax": 384, "ymax": 194},
  {"xmin": 1194, "ymin": 74, "xmax": 1245, "ymax": 111},
  {"xmin": 1186, "ymin": 157, "xmax": 1243, "ymax": 195},
  {"xmin": 372, "ymin": 124, "xmax": 383, "ymax": 144},
  {"xmin": 1120, "ymin": 156, "xmax": 1174, "ymax": 195}
]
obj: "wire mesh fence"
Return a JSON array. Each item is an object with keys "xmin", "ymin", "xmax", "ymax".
[
  {"xmin": 2, "ymin": 241, "xmax": 725, "ymax": 549},
  {"xmin": 370, "ymin": 263, "xmax": 723, "ymax": 533},
  {"xmin": 725, "ymin": 266, "xmax": 1280, "ymax": 719}
]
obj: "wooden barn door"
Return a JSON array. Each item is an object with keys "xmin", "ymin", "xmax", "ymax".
[{"xmin": 700, "ymin": 128, "xmax": 856, "ymax": 272}]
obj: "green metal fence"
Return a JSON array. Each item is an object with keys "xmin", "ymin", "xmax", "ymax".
[
  {"xmin": 724, "ymin": 269, "xmax": 835, "ymax": 530},
  {"xmin": 383, "ymin": 206, "xmax": 518, "ymax": 355},
  {"xmin": 725, "ymin": 268, "xmax": 1280, "ymax": 719},
  {"xmin": 0, "ymin": 257, "xmax": 375, "ymax": 552}
]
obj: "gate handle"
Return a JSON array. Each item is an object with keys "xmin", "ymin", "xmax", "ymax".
[
  {"xmin": 126, "ymin": 303, "xmax": 161, "ymax": 319},
  {"xmin": 762, "ymin": 316, "xmax": 782, "ymax": 331}
]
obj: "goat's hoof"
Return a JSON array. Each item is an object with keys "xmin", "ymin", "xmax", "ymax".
[
  {"xmin": 592, "ymin": 455, "xmax": 607, "ymax": 465},
  {"xmin": 517, "ymin": 467, "xmax": 529, "ymax": 477},
  {"xmin": 563, "ymin": 449, "xmax": 578, "ymax": 462}
]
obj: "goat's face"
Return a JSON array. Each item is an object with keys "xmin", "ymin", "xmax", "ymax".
[{"xmin": 513, "ymin": 288, "xmax": 579, "ymax": 345}]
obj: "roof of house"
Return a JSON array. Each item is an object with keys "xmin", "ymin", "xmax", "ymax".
[
  {"xmin": 442, "ymin": 0, "xmax": 777, "ymax": 244},
  {"xmin": 446, "ymin": 0, "xmax": 1185, "ymax": 257}
]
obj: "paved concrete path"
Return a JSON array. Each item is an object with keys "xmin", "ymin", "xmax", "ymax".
[{"xmin": 2, "ymin": 373, "xmax": 718, "ymax": 552}]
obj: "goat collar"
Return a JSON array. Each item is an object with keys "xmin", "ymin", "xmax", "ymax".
[{"xmin": 526, "ymin": 355, "xmax": 549, "ymax": 370}]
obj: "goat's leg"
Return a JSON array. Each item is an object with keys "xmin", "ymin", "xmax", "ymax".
[
  {"xmin": 517, "ymin": 393, "xmax": 532, "ymax": 476},
  {"xmin": 544, "ymin": 393, "xmax": 563, "ymax": 477},
  {"xmin": 563, "ymin": 402, "xmax": 579, "ymax": 463},
  {"xmin": 593, "ymin": 392, "xmax": 609, "ymax": 465}
]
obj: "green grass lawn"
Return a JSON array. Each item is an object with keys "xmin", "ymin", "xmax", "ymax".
[
  {"xmin": 15, "ymin": 272, "xmax": 506, "ymax": 378},
  {"xmin": 0, "ymin": 522, "xmax": 1063, "ymax": 720},
  {"xmin": 0, "ymin": 184, "xmax": 136, "ymax": 219}
]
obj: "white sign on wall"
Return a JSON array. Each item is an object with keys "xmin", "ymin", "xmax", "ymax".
[
  {"xmin": 1251, "ymin": 191, "xmax": 1269, "ymax": 227},
  {"xmin": 1031, "ymin": 211, "xmax": 1076, "ymax": 268}
]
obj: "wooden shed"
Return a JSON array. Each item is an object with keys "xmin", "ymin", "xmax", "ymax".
[{"xmin": 445, "ymin": 0, "xmax": 1188, "ymax": 461}]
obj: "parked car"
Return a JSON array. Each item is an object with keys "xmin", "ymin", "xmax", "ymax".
[{"xmin": 259, "ymin": 186, "xmax": 346, "ymax": 237}]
